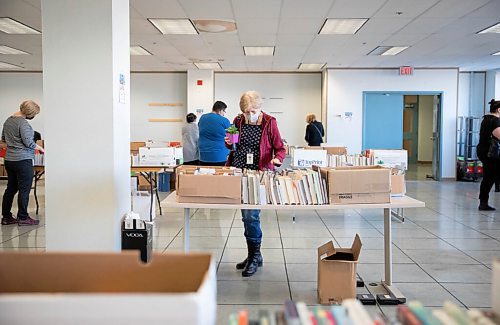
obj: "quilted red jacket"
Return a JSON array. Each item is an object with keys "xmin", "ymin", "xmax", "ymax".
[{"xmin": 226, "ymin": 112, "xmax": 286, "ymax": 171}]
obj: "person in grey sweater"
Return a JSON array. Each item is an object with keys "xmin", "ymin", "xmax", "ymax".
[
  {"xmin": 182, "ymin": 113, "xmax": 199, "ymax": 165},
  {"xmin": 1, "ymin": 100, "xmax": 44, "ymax": 226}
]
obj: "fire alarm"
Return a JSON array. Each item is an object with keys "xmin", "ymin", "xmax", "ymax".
[{"xmin": 197, "ymin": 80, "xmax": 203, "ymax": 86}]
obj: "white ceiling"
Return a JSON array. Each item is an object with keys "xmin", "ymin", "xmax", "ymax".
[{"xmin": 0, "ymin": 0, "xmax": 499, "ymax": 71}]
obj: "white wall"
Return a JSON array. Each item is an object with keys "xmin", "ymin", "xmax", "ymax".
[
  {"xmin": 458, "ymin": 73, "xmax": 470, "ymax": 117},
  {"xmin": 130, "ymin": 73, "xmax": 186, "ymax": 141},
  {"xmin": 0, "ymin": 73, "xmax": 44, "ymax": 135},
  {"xmin": 417, "ymin": 96, "xmax": 434, "ymax": 162},
  {"xmin": 486, "ymin": 69, "xmax": 500, "ymax": 111},
  {"xmin": 326, "ymin": 68, "xmax": 458, "ymax": 178},
  {"xmin": 214, "ymin": 73, "xmax": 322, "ymax": 146},
  {"xmin": 187, "ymin": 69, "xmax": 214, "ymax": 115},
  {"xmin": 458, "ymin": 72, "xmax": 486, "ymax": 117}
]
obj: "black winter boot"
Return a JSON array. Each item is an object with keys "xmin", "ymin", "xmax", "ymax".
[
  {"xmin": 479, "ymin": 199, "xmax": 496, "ymax": 211},
  {"xmin": 242, "ymin": 242, "xmax": 262, "ymax": 277},
  {"xmin": 236, "ymin": 243, "xmax": 263, "ymax": 270}
]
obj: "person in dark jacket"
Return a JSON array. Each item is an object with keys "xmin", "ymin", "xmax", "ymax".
[
  {"xmin": 305, "ymin": 113, "xmax": 324, "ymax": 146},
  {"xmin": 225, "ymin": 91, "xmax": 286, "ymax": 277},
  {"xmin": 476, "ymin": 99, "xmax": 500, "ymax": 210}
]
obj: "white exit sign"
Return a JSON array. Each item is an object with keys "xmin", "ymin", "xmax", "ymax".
[{"xmin": 399, "ymin": 66, "xmax": 413, "ymax": 75}]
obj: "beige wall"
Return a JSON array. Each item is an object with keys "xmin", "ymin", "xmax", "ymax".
[{"xmin": 417, "ymin": 95, "xmax": 434, "ymax": 162}]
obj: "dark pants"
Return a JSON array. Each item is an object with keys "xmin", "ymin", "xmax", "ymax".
[
  {"xmin": 479, "ymin": 158, "xmax": 499, "ymax": 201},
  {"xmin": 183, "ymin": 160, "xmax": 200, "ymax": 166},
  {"xmin": 199, "ymin": 161, "xmax": 227, "ymax": 166},
  {"xmin": 2, "ymin": 159, "xmax": 34, "ymax": 220},
  {"xmin": 241, "ymin": 209, "xmax": 262, "ymax": 245}
]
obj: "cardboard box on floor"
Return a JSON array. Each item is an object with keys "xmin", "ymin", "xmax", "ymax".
[
  {"xmin": 176, "ymin": 165, "xmax": 242, "ymax": 204},
  {"xmin": 318, "ymin": 235, "xmax": 362, "ymax": 304},
  {"xmin": 0, "ymin": 252, "xmax": 216, "ymax": 325},
  {"xmin": 320, "ymin": 166, "xmax": 391, "ymax": 204}
]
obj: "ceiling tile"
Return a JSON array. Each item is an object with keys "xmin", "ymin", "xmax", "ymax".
[
  {"xmin": 278, "ymin": 18, "xmax": 323, "ymax": 35},
  {"xmin": 236, "ymin": 19, "xmax": 279, "ymax": 35},
  {"xmin": 231, "ymin": 0, "xmax": 282, "ymax": 19},
  {"xmin": 178, "ymin": 0, "xmax": 234, "ymax": 19},
  {"xmin": 276, "ymin": 34, "xmax": 315, "ymax": 47},
  {"xmin": 281, "ymin": 0, "xmax": 334, "ymax": 18},
  {"xmin": 420, "ymin": 0, "xmax": 491, "ymax": 18},
  {"xmin": 358, "ymin": 17, "xmax": 413, "ymax": 35},
  {"xmin": 130, "ymin": 0, "xmax": 186, "ymax": 19},
  {"xmin": 239, "ymin": 33, "xmax": 276, "ymax": 46},
  {"xmin": 327, "ymin": 0, "xmax": 386, "ymax": 18},
  {"xmin": 373, "ymin": 0, "xmax": 440, "ymax": 19}
]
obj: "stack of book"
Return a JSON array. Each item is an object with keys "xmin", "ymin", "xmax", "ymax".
[
  {"xmin": 241, "ymin": 169, "xmax": 328, "ymax": 205},
  {"xmin": 327, "ymin": 154, "xmax": 372, "ymax": 168},
  {"xmin": 228, "ymin": 299, "xmax": 500, "ymax": 325}
]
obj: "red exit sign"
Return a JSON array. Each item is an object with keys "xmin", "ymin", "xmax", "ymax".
[{"xmin": 399, "ymin": 66, "xmax": 413, "ymax": 75}]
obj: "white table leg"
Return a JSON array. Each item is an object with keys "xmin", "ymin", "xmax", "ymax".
[
  {"xmin": 184, "ymin": 208, "xmax": 190, "ymax": 252},
  {"xmin": 382, "ymin": 207, "xmax": 406, "ymax": 303}
]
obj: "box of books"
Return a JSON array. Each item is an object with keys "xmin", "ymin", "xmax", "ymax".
[
  {"xmin": 176, "ymin": 166, "xmax": 242, "ymax": 204},
  {"xmin": 292, "ymin": 149, "xmax": 328, "ymax": 167},
  {"xmin": 322, "ymin": 166, "xmax": 391, "ymax": 204},
  {"xmin": 318, "ymin": 235, "xmax": 362, "ymax": 304},
  {"xmin": 0, "ymin": 252, "xmax": 216, "ymax": 325}
]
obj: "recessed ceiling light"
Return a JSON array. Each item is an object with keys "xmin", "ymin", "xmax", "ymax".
[
  {"xmin": 0, "ymin": 17, "xmax": 40, "ymax": 34},
  {"xmin": 0, "ymin": 61, "xmax": 23, "ymax": 69},
  {"xmin": 148, "ymin": 19, "xmax": 198, "ymax": 35},
  {"xmin": 130, "ymin": 46, "xmax": 152, "ymax": 55},
  {"xmin": 368, "ymin": 46, "xmax": 409, "ymax": 56},
  {"xmin": 193, "ymin": 19, "xmax": 236, "ymax": 33},
  {"xmin": 478, "ymin": 22, "xmax": 500, "ymax": 34},
  {"xmin": 319, "ymin": 18, "xmax": 368, "ymax": 35},
  {"xmin": 0, "ymin": 45, "xmax": 29, "ymax": 55},
  {"xmin": 194, "ymin": 62, "xmax": 222, "ymax": 70},
  {"xmin": 243, "ymin": 46, "xmax": 275, "ymax": 56},
  {"xmin": 492, "ymin": 51, "xmax": 500, "ymax": 56},
  {"xmin": 298, "ymin": 63, "xmax": 326, "ymax": 70}
]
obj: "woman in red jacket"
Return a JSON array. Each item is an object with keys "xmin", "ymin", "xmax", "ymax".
[{"xmin": 225, "ymin": 91, "xmax": 286, "ymax": 277}]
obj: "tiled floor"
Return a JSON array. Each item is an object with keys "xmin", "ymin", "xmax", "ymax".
[{"xmin": 1, "ymin": 179, "xmax": 499, "ymax": 324}]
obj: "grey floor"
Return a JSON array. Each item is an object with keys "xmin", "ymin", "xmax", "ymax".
[{"xmin": 1, "ymin": 177, "xmax": 499, "ymax": 324}]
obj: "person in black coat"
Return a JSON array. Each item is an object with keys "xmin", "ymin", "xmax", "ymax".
[
  {"xmin": 305, "ymin": 113, "xmax": 324, "ymax": 146},
  {"xmin": 476, "ymin": 99, "xmax": 500, "ymax": 210}
]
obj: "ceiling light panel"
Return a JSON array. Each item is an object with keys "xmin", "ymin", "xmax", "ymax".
[
  {"xmin": 319, "ymin": 18, "xmax": 368, "ymax": 34},
  {"xmin": 298, "ymin": 63, "xmax": 326, "ymax": 70},
  {"xmin": 0, "ymin": 18, "xmax": 40, "ymax": 34},
  {"xmin": 368, "ymin": 46, "xmax": 409, "ymax": 56},
  {"xmin": 243, "ymin": 46, "xmax": 275, "ymax": 56},
  {"xmin": 194, "ymin": 62, "xmax": 222, "ymax": 70},
  {"xmin": 381, "ymin": 46, "xmax": 409, "ymax": 55},
  {"xmin": 478, "ymin": 22, "xmax": 500, "ymax": 34},
  {"xmin": 0, "ymin": 45, "xmax": 29, "ymax": 55},
  {"xmin": 130, "ymin": 46, "xmax": 151, "ymax": 55},
  {"xmin": 0, "ymin": 61, "xmax": 23, "ymax": 69},
  {"xmin": 148, "ymin": 19, "xmax": 198, "ymax": 35}
]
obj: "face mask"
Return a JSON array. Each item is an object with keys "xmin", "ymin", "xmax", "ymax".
[
  {"xmin": 246, "ymin": 111, "xmax": 259, "ymax": 123},
  {"xmin": 26, "ymin": 116, "xmax": 34, "ymax": 120}
]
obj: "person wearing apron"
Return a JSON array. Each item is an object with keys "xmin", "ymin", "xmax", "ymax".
[{"xmin": 225, "ymin": 91, "xmax": 286, "ymax": 277}]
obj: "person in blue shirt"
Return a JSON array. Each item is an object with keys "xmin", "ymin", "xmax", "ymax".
[{"xmin": 198, "ymin": 101, "xmax": 231, "ymax": 166}]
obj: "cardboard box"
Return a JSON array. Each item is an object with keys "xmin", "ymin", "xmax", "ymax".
[
  {"xmin": 369, "ymin": 149, "xmax": 408, "ymax": 170},
  {"xmin": 391, "ymin": 174, "xmax": 406, "ymax": 197},
  {"xmin": 176, "ymin": 166, "xmax": 242, "ymax": 204},
  {"xmin": 0, "ymin": 252, "xmax": 216, "ymax": 325},
  {"xmin": 139, "ymin": 147, "xmax": 175, "ymax": 166},
  {"xmin": 323, "ymin": 146, "xmax": 347, "ymax": 155},
  {"xmin": 321, "ymin": 166, "xmax": 391, "ymax": 204},
  {"xmin": 318, "ymin": 235, "xmax": 362, "ymax": 304},
  {"xmin": 292, "ymin": 149, "xmax": 328, "ymax": 167}
]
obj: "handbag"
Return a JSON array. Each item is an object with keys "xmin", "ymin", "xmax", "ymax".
[
  {"xmin": 487, "ymin": 135, "xmax": 500, "ymax": 159},
  {"xmin": 310, "ymin": 122, "xmax": 323, "ymax": 139}
]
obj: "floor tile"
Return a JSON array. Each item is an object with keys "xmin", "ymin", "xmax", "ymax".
[
  {"xmin": 441, "ymin": 283, "xmax": 491, "ymax": 308},
  {"xmin": 462, "ymin": 250, "xmax": 500, "ymax": 265},
  {"xmin": 225, "ymin": 237, "xmax": 282, "ymax": 249},
  {"xmin": 385, "ymin": 282, "xmax": 463, "ymax": 307},
  {"xmin": 283, "ymin": 248, "xmax": 317, "ymax": 264},
  {"xmin": 419, "ymin": 264, "xmax": 492, "ymax": 283},
  {"xmin": 392, "ymin": 238, "xmax": 456, "ymax": 250},
  {"xmin": 357, "ymin": 263, "xmax": 435, "ymax": 283},
  {"xmin": 281, "ymin": 237, "xmax": 333, "ymax": 249},
  {"xmin": 359, "ymin": 249, "xmax": 413, "ymax": 264},
  {"xmin": 286, "ymin": 263, "xmax": 316, "ymax": 282},
  {"xmin": 168, "ymin": 236, "xmax": 227, "ymax": 249},
  {"xmin": 217, "ymin": 280, "xmax": 290, "ymax": 304},
  {"xmin": 403, "ymin": 249, "xmax": 480, "ymax": 265},
  {"xmin": 442, "ymin": 238, "xmax": 500, "ymax": 251}
]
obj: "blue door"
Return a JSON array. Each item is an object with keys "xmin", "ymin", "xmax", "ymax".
[{"xmin": 363, "ymin": 93, "xmax": 404, "ymax": 150}]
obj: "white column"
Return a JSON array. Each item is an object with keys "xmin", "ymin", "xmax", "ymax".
[
  {"xmin": 42, "ymin": 0, "xmax": 130, "ymax": 251},
  {"xmin": 187, "ymin": 69, "xmax": 214, "ymax": 116}
]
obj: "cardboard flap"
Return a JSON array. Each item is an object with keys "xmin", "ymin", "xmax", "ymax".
[
  {"xmin": 318, "ymin": 241, "xmax": 336, "ymax": 259},
  {"xmin": 0, "ymin": 252, "xmax": 212, "ymax": 293},
  {"xmin": 350, "ymin": 234, "xmax": 362, "ymax": 261}
]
